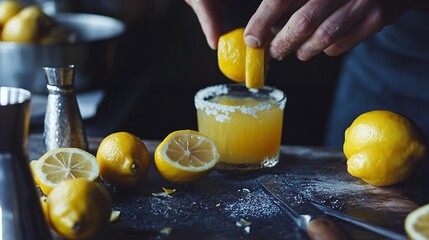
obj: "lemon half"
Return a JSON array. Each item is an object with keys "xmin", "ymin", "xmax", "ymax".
[
  {"xmin": 34, "ymin": 148, "xmax": 99, "ymax": 195},
  {"xmin": 154, "ymin": 130, "xmax": 219, "ymax": 184},
  {"xmin": 405, "ymin": 204, "xmax": 429, "ymax": 240}
]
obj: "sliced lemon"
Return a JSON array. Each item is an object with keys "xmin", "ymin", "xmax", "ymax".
[
  {"xmin": 35, "ymin": 148, "xmax": 99, "ymax": 195},
  {"xmin": 218, "ymin": 28, "xmax": 246, "ymax": 83},
  {"xmin": 245, "ymin": 46, "xmax": 265, "ymax": 89},
  {"xmin": 218, "ymin": 28, "xmax": 266, "ymax": 88},
  {"xmin": 154, "ymin": 130, "xmax": 219, "ymax": 184},
  {"xmin": 405, "ymin": 204, "xmax": 429, "ymax": 240},
  {"xmin": 29, "ymin": 160, "xmax": 40, "ymax": 185}
]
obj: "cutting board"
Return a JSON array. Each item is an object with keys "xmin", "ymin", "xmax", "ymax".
[{"xmin": 28, "ymin": 135, "xmax": 426, "ymax": 239}]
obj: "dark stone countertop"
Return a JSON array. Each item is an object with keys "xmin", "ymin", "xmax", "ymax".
[{"xmin": 28, "ymin": 134, "xmax": 426, "ymax": 240}]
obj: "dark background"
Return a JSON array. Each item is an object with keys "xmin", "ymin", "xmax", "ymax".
[{"xmin": 54, "ymin": 0, "xmax": 343, "ymax": 147}]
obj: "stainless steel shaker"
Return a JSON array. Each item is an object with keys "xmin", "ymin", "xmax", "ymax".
[
  {"xmin": 43, "ymin": 65, "xmax": 88, "ymax": 151},
  {"xmin": 0, "ymin": 87, "xmax": 52, "ymax": 240}
]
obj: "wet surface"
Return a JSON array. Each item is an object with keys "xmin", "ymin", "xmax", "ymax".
[{"xmin": 28, "ymin": 135, "xmax": 425, "ymax": 239}]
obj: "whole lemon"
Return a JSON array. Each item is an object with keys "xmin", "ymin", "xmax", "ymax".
[
  {"xmin": 2, "ymin": 13, "xmax": 38, "ymax": 42},
  {"xmin": 344, "ymin": 110, "xmax": 427, "ymax": 186},
  {"xmin": 0, "ymin": 1, "xmax": 22, "ymax": 26},
  {"xmin": 96, "ymin": 132, "xmax": 150, "ymax": 187},
  {"xmin": 1, "ymin": 6, "xmax": 53, "ymax": 43},
  {"xmin": 47, "ymin": 178, "xmax": 112, "ymax": 240}
]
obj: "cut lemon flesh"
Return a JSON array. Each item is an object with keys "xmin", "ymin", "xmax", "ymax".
[
  {"xmin": 405, "ymin": 204, "xmax": 429, "ymax": 240},
  {"xmin": 245, "ymin": 46, "xmax": 265, "ymax": 89},
  {"xmin": 35, "ymin": 148, "xmax": 99, "ymax": 195},
  {"xmin": 154, "ymin": 130, "xmax": 219, "ymax": 184}
]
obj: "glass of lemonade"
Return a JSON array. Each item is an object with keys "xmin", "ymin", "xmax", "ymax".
[{"xmin": 194, "ymin": 84, "xmax": 286, "ymax": 170}]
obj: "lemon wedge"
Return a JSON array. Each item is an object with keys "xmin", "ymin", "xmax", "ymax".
[
  {"xmin": 245, "ymin": 46, "xmax": 265, "ymax": 88},
  {"xmin": 218, "ymin": 28, "xmax": 266, "ymax": 88},
  {"xmin": 34, "ymin": 148, "xmax": 99, "ymax": 195},
  {"xmin": 154, "ymin": 130, "xmax": 219, "ymax": 184}
]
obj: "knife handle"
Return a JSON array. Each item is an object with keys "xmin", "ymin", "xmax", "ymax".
[{"xmin": 307, "ymin": 217, "xmax": 349, "ymax": 240}]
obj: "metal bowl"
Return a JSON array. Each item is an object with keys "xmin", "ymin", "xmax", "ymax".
[{"xmin": 0, "ymin": 13, "xmax": 125, "ymax": 94}]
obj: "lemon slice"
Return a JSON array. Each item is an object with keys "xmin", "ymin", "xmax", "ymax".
[
  {"xmin": 34, "ymin": 148, "xmax": 99, "ymax": 195},
  {"xmin": 405, "ymin": 204, "xmax": 429, "ymax": 240},
  {"xmin": 245, "ymin": 46, "xmax": 265, "ymax": 89},
  {"xmin": 154, "ymin": 130, "xmax": 219, "ymax": 184}
]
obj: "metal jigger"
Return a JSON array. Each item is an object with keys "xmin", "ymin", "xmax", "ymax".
[
  {"xmin": 43, "ymin": 65, "xmax": 88, "ymax": 151},
  {"xmin": 0, "ymin": 87, "xmax": 52, "ymax": 240}
]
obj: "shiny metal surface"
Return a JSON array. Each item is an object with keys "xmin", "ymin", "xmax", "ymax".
[
  {"xmin": 260, "ymin": 178, "xmax": 324, "ymax": 230},
  {"xmin": 261, "ymin": 177, "xmax": 407, "ymax": 240},
  {"xmin": 312, "ymin": 202, "xmax": 407, "ymax": 240},
  {"xmin": 0, "ymin": 87, "xmax": 52, "ymax": 240},
  {"xmin": 0, "ymin": 13, "xmax": 125, "ymax": 94},
  {"xmin": 43, "ymin": 65, "xmax": 88, "ymax": 151}
]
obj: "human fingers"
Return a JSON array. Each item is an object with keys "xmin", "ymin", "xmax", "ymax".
[
  {"xmin": 296, "ymin": 0, "xmax": 372, "ymax": 61},
  {"xmin": 323, "ymin": 6, "xmax": 385, "ymax": 57},
  {"xmin": 185, "ymin": 0, "xmax": 222, "ymax": 49},
  {"xmin": 271, "ymin": 0, "xmax": 308, "ymax": 34},
  {"xmin": 244, "ymin": 0, "xmax": 298, "ymax": 48},
  {"xmin": 323, "ymin": 0, "xmax": 407, "ymax": 57},
  {"xmin": 269, "ymin": 0, "xmax": 347, "ymax": 60}
]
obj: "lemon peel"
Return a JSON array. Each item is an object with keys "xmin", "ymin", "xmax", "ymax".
[
  {"xmin": 152, "ymin": 187, "xmax": 177, "ymax": 197},
  {"xmin": 47, "ymin": 179, "xmax": 112, "ymax": 240},
  {"xmin": 96, "ymin": 132, "xmax": 150, "ymax": 188},
  {"xmin": 344, "ymin": 110, "xmax": 427, "ymax": 186},
  {"xmin": 109, "ymin": 210, "xmax": 121, "ymax": 222}
]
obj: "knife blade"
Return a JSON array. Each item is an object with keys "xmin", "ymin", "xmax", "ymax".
[
  {"xmin": 260, "ymin": 179, "xmax": 349, "ymax": 240},
  {"xmin": 311, "ymin": 202, "xmax": 407, "ymax": 240}
]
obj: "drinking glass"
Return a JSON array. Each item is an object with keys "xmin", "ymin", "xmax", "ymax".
[{"xmin": 195, "ymin": 84, "xmax": 286, "ymax": 170}]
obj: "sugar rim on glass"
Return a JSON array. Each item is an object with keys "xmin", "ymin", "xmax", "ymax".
[{"xmin": 194, "ymin": 84, "xmax": 286, "ymax": 122}]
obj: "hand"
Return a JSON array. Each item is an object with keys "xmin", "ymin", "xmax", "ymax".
[
  {"xmin": 244, "ymin": 0, "xmax": 409, "ymax": 61},
  {"xmin": 185, "ymin": 0, "xmax": 227, "ymax": 50}
]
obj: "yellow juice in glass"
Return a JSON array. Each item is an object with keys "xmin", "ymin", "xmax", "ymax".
[{"xmin": 194, "ymin": 84, "xmax": 286, "ymax": 170}]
